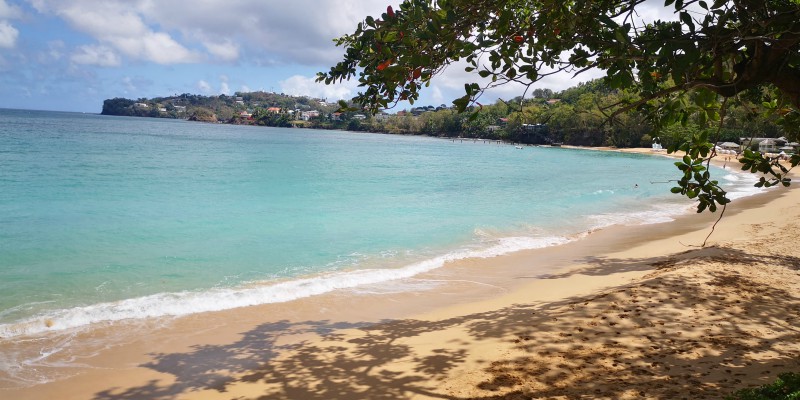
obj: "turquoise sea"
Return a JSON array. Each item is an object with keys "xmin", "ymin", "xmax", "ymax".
[{"xmin": 0, "ymin": 108, "xmax": 760, "ymax": 341}]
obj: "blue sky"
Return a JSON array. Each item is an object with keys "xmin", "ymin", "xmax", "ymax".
[{"xmin": 0, "ymin": 0, "xmax": 675, "ymax": 113}]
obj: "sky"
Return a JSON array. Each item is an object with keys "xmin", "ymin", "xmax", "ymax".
[{"xmin": 0, "ymin": 0, "xmax": 679, "ymax": 113}]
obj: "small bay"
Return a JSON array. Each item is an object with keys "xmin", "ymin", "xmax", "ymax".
[{"xmin": 0, "ymin": 108, "xmax": 758, "ymax": 337}]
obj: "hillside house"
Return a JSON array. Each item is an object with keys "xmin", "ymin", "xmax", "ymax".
[{"xmin": 301, "ymin": 110, "xmax": 320, "ymax": 121}]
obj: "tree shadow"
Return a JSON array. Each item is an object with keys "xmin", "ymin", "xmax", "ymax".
[
  {"xmin": 533, "ymin": 245, "xmax": 800, "ymax": 280},
  {"xmin": 91, "ymin": 244, "xmax": 800, "ymax": 399},
  {"xmin": 91, "ymin": 320, "xmax": 371, "ymax": 399}
]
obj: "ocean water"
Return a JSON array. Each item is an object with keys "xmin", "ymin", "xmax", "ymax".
[{"xmin": 0, "ymin": 108, "xmax": 761, "ymax": 341}]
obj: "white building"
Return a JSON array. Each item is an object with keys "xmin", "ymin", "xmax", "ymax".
[{"xmin": 301, "ymin": 110, "xmax": 320, "ymax": 121}]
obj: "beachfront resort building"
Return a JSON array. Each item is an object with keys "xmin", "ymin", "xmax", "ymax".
[
  {"xmin": 738, "ymin": 137, "xmax": 800, "ymax": 155},
  {"xmin": 716, "ymin": 142, "xmax": 740, "ymax": 154},
  {"xmin": 759, "ymin": 139, "xmax": 780, "ymax": 153}
]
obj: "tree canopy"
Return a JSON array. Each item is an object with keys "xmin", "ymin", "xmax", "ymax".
[{"xmin": 319, "ymin": 0, "xmax": 800, "ymax": 212}]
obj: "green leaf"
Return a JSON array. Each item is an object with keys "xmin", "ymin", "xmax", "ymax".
[
  {"xmin": 384, "ymin": 31, "xmax": 398, "ymax": 42},
  {"xmin": 598, "ymin": 14, "xmax": 616, "ymax": 27},
  {"xmin": 680, "ymin": 12, "xmax": 695, "ymax": 32}
]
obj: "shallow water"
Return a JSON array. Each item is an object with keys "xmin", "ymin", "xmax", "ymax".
[{"xmin": 0, "ymin": 108, "xmax": 760, "ymax": 341}]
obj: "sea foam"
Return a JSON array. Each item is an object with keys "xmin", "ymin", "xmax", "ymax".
[{"xmin": 0, "ymin": 234, "xmax": 571, "ymax": 338}]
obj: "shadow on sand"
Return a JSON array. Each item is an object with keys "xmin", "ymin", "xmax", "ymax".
[{"xmin": 92, "ymin": 245, "xmax": 800, "ymax": 400}]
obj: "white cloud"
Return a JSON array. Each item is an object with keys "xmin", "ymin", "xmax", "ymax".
[
  {"xmin": 195, "ymin": 77, "xmax": 231, "ymax": 95},
  {"xmin": 119, "ymin": 75, "xmax": 153, "ymax": 94},
  {"xmin": 71, "ymin": 45, "xmax": 121, "ymax": 66},
  {"xmin": 31, "ymin": 0, "xmax": 201, "ymax": 64},
  {"xmin": 197, "ymin": 79, "xmax": 212, "ymax": 94},
  {"xmin": 0, "ymin": 0, "xmax": 22, "ymax": 19},
  {"xmin": 203, "ymin": 39, "xmax": 239, "ymax": 62},
  {"xmin": 240, "ymin": 85, "xmax": 252, "ymax": 93},
  {"xmin": 0, "ymin": 20, "xmax": 18, "ymax": 48},
  {"xmin": 44, "ymin": 40, "xmax": 65, "ymax": 61},
  {"xmin": 122, "ymin": 76, "xmax": 136, "ymax": 92},
  {"xmin": 219, "ymin": 75, "xmax": 230, "ymax": 94},
  {"xmin": 137, "ymin": 0, "xmax": 384, "ymax": 65},
  {"xmin": 279, "ymin": 74, "xmax": 355, "ymax": 100},
  {"xmin": 430, "ymin": 86, "xmax": 444, "ymax": 105},
  {"xmin": 16, "ymin": 0, "xmax": 697, "ymax": 110},
  {"xmin": 26, "ymin": 0, "xmax": 389, "ymax": 66},
  {"xmin": 114, "ymin": 31, "xmax": 201, "ymax": 64},
  {"xmin": 421, "ymin": 48, "xmax": 612, "ymax": 106},
  {"xmin": 57, "ymin": 3, "xmax": 149, "ymax": 38},
  {"xmin": 636, "ymin": 0, "xmax": 684, "ymax": 22}
]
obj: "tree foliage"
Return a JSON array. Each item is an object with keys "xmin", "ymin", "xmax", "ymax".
[
  {"xmin": 100, "ymin": 92, "xmax": 341, "ymax": 124},
  {"xmin": 101, "ymin": 98, "xmax": 136, "ymax": 115},
  {"xmin": 726, "ymin": 372, "xmax": 800, "ymax": 399},
  {"xmin": 319, "ymin": 0, "xmax": 800, "ymax": 211}
]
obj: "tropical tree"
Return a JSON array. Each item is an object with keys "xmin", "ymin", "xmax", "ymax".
[{"xmin": 319, "ymin": 0, "xmax": 800, "ymax": 212}]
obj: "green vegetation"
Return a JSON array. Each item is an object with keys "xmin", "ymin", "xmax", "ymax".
[
  {"xmin": 101, "ymin": 78, "xmax": 787, "ymax": 146},
  {"xmin": 319, "ymin": 0, "xmax": 800, "ymax": 211},
  {"xmin": 101, "ymin": 92, "xmax": 342, "ymax": 127},
  {"xmin": 727, "ymin": 372, "xmax": 800, "ymax": 400}
]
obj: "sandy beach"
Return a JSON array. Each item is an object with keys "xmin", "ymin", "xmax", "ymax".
[{"xmin": 5, "ymin": 148, "xmax": 800, "ymax": 400}]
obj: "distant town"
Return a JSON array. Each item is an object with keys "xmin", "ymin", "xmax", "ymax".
[
  {"xmin": 102, "ymin": 91, "xmax": 451, "ymax": 127},
  {"xmin": 100, "ymin": 89, "xmax": 553, "ymax": 143},
  {"xmin": 101, "ymin": 80, "xmax": 788, "ymax": 149}
]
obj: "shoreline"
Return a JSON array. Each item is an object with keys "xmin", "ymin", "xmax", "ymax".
[
  {"xmin": 0, "ymin": 145, "xmax": 716, "ymax": 340},
  {"xmin": 4, "ymin": 149, "xmax": 800, "ymax": 399}
]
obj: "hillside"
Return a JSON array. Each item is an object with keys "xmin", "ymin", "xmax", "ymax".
[{"xmin": 101, "ymin": 80, "xmax": 789, "ymax": 148}]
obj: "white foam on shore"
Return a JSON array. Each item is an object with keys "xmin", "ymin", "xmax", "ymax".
[
  {"xmin": 0, "ymin": 235, "xmax": 571, "ymax": 339},
  {"xmin": 0, "ymin": 331, "xmax": 87, "ymax": 387},
  {"xmin": 587, "ymin": 202, "xmax": 690, "ymax": 229},
  {"xmin": 586, "ymin": 167, "xmax": 768, "ymax": 229},
  {"xmin": 721, "ymin": 171, "xmax": 767, "ymax": 200}
]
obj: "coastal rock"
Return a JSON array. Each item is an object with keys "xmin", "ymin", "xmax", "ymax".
[{"xmin": 188, "ymin": 112, "xmax": 218, "ymax": 123}]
